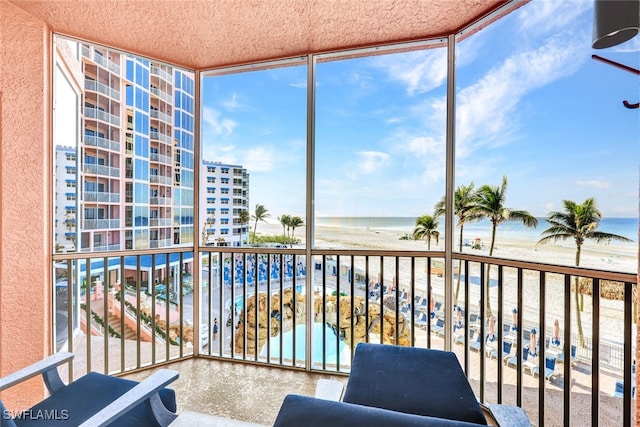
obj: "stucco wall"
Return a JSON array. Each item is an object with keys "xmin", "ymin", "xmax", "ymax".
[{"xmin": 0, "ymin": 0, "xmax": 51, "ymax": 408}]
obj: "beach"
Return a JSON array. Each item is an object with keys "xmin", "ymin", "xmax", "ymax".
[{"xmin": 254, "ymin": 220, "xmax": 637, "ymax": 346}]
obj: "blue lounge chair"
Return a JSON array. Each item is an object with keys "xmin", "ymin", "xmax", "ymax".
[
  {"xmin": 415, "ymin": 312, "xmax": 429, "ymax": 328},
  {"xmin": 470, "ymin": 330, "xmax": 482, "ymax": 352},
  {"xmin": 431, "ymin": 318, "xmax": 445, "ymax": 336},
  {"xmin": 0, "ymin": 352, "xmax": 178, "ymax": 427},
  {"xmin": 490, "ymin": 340, "xmax": 512, "ymax": 360},
  {"xmin": 613, "ymin": 380, "xmax": 624, "ymax": 398},
  {"xmin": 556, "ymin": 344, "xmax": 576, "ymax": 365},
  {"xmin": 506, "ymin": 347, "xmax": 528, "ymax": 369},
  {"xmin": 533, "ymin": 356, "xmax": 557, "ymax": 382}
]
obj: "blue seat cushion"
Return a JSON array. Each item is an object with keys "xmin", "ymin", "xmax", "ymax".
[
  {"xmin": 343, "ymin": 343, "xmax": 487, "ymax": 425},
  {"xmin": 273, "ymin": 395, "xmax": 487, "ymax": 427},
  {"xmin": 14, "ymin": 372, "xmax": 176, "ymax": 427}
]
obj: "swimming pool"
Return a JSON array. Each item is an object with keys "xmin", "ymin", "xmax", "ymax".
[{"xmin": 259, "ymin": 322, "xmax": 351, "ymax": 366}]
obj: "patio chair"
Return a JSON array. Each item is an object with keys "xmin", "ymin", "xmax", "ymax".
[
  {"xmin": 415, "ymin": 312, "xmax": 429, "ymax": 328},
  {"xmin": 613, "ymin": 380, "xmax": 624, "ymax": 398},
  {"xmin": 0, "ymin": 352, "xmax": 178, "ymax": 427},
  {"xmin": 556, "ymin": 344, "xmax": 576, "ymax": 365},
  {"xmin": 470, "ymin": 330, "xmax": 483, "ymax": 352},
  {"xmin": 505, "ymin": 347, "xmax": 528, "ymax": 369},
  {"xmin": 456, "ymin": 328, "xmax": 473, "ymax": 346},
  {"xmin": 341, "ymin": 343, "xmax": 488, "ymax": 425},
  {"xmin": 532, "ymin": 356, "xmax": 557, "ymax": 382},
  {"xmin": 431, "ymin": 318, "xmax": 445, "ymax": 336},
  {"xmin": 489, "ymin": 341, "xmax": 511, "ymax": 361}
]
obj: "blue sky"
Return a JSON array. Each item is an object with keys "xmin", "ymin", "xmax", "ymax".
[{"xmin": 201, "ymin": 0, "xmax": 639, "ymax": 220}]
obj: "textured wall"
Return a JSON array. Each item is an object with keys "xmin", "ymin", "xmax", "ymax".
[{"xmin": 0, "ymin": 0, "xmax": 51, "ymax": 408}]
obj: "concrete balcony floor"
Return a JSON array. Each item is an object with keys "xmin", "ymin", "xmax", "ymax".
[
  {"xmin": 118, "ymin": 343, "xmax": 632, "ymax": 427},
  {"xmin": 123, "ymin": 357, "xmax": 344, "ymax": 426}
]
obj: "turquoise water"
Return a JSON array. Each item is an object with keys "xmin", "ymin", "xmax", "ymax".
[
  {"xmin": 316, "ymin": 216, "xmax": 638, "ymax": 242},
  {"xmin": 259, "ymin": 322, "xmax": 350, "ymax": 365}
]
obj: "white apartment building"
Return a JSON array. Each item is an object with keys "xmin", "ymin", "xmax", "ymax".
[{"xmin": 200, "ymin": 161, "xmax": 250, "ymax": 247}]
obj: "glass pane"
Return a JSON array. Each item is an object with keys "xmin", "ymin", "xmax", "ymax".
[
  {"xmin": 201, "ymin": 61, "xmax": 307, "ymax": 248},
  {"xmin": 314, "ymin": 45, "xmax": 448, "ymax": 251},
  {"xmin": 53, "ymin": 36, "xmax": 196, "ymax": 253}
]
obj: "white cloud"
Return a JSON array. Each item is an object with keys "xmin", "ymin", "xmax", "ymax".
[
  {"xmin": 243, "ymin": 146, "xmax": 275, "ymax": 172},
  {"xmin": 354, "ymin": 151, "xmax": 390, "ymax": 175},
  {"xmin": 517, "ymin": 0, "xmax": 590, "ymax": 37},
  {"xmin": 290, "ymin": 81, "xmax": 307, "ymax": 89},
  {"xmin": 456, "ymin": 34, "xmax": 586, "ymax": 157},
  {"xmin": 576, "ymin": 180, "xmax": 611, "ymax": 188},
  {"xmin": 220, "ymin": 93, "xmax": 243, "ymax": 111},
  {"xmin": 372, "ymin": 49, "xmax": 448, "ymax": 96},
  {"xmin": 202, "ymin": 106, "xmax": 237, "ymax": 136}
]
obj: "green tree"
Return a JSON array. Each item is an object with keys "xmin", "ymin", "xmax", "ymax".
[
  {"xmin": 251, "ymin": 204, "xmax": 271, "ymax": 244},
  {"xmin": 434, "ymin": 183, "xmax": 481, "ymax": 304},
  {"xmin": 473, "ymin": 176, "xmax": 538, "ymax": 316},
  {"xmin": 278, "ymin": 214, "xmax": 291, "ymax": 238},
  {"xmin": 537, "ymin": 198, "xmax": 631, "ymax": 347},
  {"xmin": 239, "ymin": 210, "xmax": 250, "ymax": 246},
  {"xmin": 412, "ymin": 215, "xmax": 440, "ymax": 250},
  {"xmin": 289, "ymin": 216, "xmax": 304, "ymax": 247}
]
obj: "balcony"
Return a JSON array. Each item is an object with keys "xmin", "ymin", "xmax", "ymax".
[
  {"xmin": 84, "ymin": 134, "xmax": 121, "ymax": 152},
  {"xmin": 83, "ymin": 163, "xmax": 120, "ymax": 178},
  {"xmin": 84, "ymin": 106, "xmax": 121, "ymax": 127},
  {"xmin": 150, "ymin": 130, "xmax": 173, "ymax": 144},
  {"xmin": 150, "ymin": 65, "xmax": 174, "ymax": 83},
  {"xmin": 84, "ymin": 78, "xmax": 121, "ymax": 101},
  {"xmin": 150, "ymin": 151, "xmax": 173, "ymax": 164},
  {"xmin": 83, "ymin": 191, "xmax": 120, "ymax": 203},
  {"xmin": 52, "ymin": 247, "xmax": 636, "ymax": 426},
  {"xmin": 150, "ymin": 86, "xmax": 173, "ymax": 103},
  {"xmin": 150, "ymin": 109, "xmax": 173, "ymax": 124}
]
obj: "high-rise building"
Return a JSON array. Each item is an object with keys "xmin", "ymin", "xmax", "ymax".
[
  {"xmin": 54, "ymin": 40, "xmax": 196, "ymax": 252},
  {"xmin": 200, "ymin": 161, "xmax": 250, "ymax": 247}
]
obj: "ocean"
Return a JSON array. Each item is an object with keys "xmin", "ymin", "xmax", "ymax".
[{"xmin": 315, "ymin": 216, "xmax": 639, "ymax": 243}]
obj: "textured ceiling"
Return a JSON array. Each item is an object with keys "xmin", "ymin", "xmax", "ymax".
[{"xmin": 9, "ymin": 0, "xmax": 513, "ymax": 70}]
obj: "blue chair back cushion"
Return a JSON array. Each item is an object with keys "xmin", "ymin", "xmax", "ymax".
[
  {"xmin": 343, "ymin": 344, "xmax": 487, "ymax": 425},
  {"xmin": 13, "ymin": 372, "xmax": 175, "ymax": 427},
  {"xmin": 273, "ymin": 395, "xmax": 486, "ymax": 427}
]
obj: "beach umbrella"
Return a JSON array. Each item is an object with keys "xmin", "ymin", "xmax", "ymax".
[
  {"xmin": 529, "ymin": 328, "xmax": 537, "ymax": 356},
  {"xmin": 552, "ymin": 319, "xmax": 561, "ymax": 346}
]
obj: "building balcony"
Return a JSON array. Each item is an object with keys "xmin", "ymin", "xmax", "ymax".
[
  {"xmin": 52, "ymin": 248, "xmax": 636, "ymax": 426},
  {"xmin": 82, "ymin": 218, "xmax": 120, "ymax": 229},
  {"xmin": 150, "ymin": 65, "xmax": 174, "ymax": 83},
  {"xmin": 150, "ymin": 109, "xmax": 173, "ymax": 124},
  {"xmin": 84, "ymin": 106, "xmax": 121, "ymax": 127},
  {"xmin": 84, "ymin": 78, "xmax": 121, "ymax": 101},
  {"xmin": 150, "ymin": 130, "xmax": 173, "ymax": 144},
  {"xmin": 150, "ymin": 218, "xmax": 172, "ymax": 227},
  {"xmin": 150, "ymin": 151, "xmax": 173, "ymax": 164},
  {"xmin": 150, "ymin": 86, "xmax": 173, "ymax": 103},
  {"xmin": 83, "ymin": 163, "xmax": 120, "ymax": 178},
  {"xmin": 84, "ymin": 134, "xmax": 121, "ymax": 152},
  {"xmin": 149, "ymin": 175, "xmax": 172, "ymax": 185},
  {"xmin": 83, "ymin": 191, "xmax": 120, "ymax": 203},
  {"xmin": 81, "ymin": 45, "xmax": 121, "ymax": 74}
]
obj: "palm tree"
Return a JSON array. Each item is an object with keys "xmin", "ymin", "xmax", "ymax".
[
  {"xmin": 289, "ymin": 216, "xmax": 304, "ymax": 247},
  {"xmin": 251, "ymin": 204, "xmax": 270, "ymax": 244},
  {"xmin": 239, "ymin": 209, "xmax": 250, "ymax": 246},
  {"xmin": 412, "ymin": 215, "xmax": 440, "ymax": 250},
  {"xmin": 278, "ymin": 214, "xmax": 291, "ymax": 238},
  {"xmin": 537, "ymin": 198, "xmax": 631, "ymax": 347},
  {"xmin": 473, "ymin": 176, "xmax": 538, "ymax": 316},
  {"xmin": 434, "ymin": 183, "xmax": 481, "ymax": 304}
]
